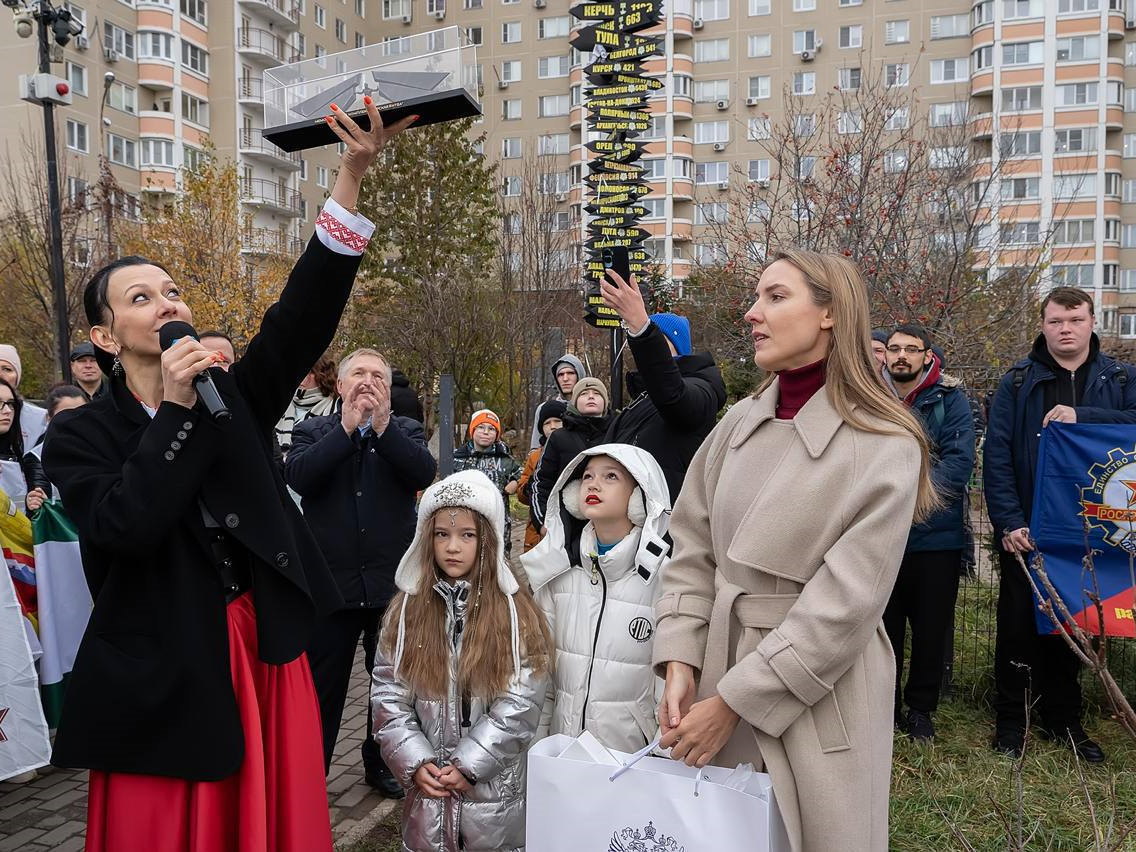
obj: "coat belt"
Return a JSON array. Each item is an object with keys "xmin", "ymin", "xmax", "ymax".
[{"xmin": 701, "ymin": 583, "xmax": 798, "ymax": 694}]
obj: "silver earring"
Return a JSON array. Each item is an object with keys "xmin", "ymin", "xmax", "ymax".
[{"xmin": 112, "ymin": 355, "xmax": 123, "ymax": 377}]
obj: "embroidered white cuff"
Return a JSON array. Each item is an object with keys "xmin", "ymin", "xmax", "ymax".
[{"xmin": 315, "ymin": 197, "xmax": 376, "ymax": 256}]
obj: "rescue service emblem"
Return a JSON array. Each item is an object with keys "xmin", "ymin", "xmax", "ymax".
[{"xmin": 1080, "ymin": 447, "xmax": 1136, "ymax": 552}]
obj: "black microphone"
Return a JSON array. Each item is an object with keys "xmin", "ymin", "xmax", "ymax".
[{"xmin": 158, "ymin": 321, "xmax": 232, "ymax": 422}]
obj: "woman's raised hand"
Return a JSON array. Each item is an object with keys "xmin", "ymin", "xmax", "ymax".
[{"xmin": 325, "ymin": 97, "xmax": 418, "ymax": 185}]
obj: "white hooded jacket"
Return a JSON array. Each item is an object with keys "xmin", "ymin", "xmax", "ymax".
[{"xmin": 520, "ymin": 444, "xmax": 671, "ymax": 753}]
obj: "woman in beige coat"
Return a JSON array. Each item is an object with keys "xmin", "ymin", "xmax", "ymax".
[{"xmin": 653, "ymin": 250, "xmax": 939, "ymax": 852}]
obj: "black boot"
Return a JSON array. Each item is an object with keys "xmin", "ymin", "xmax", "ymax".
[{"xmin": 1039, "ymin": 723, "xmax": 1106, "ymax": 764}]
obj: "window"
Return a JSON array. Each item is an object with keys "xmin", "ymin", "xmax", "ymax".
[
  {"xmin": 1125, "ymin": 134, "xmax": 1136, "ymax": 157},
  {"xmin": 315, "ymin": 2, "xmax": 327, "ymax": 24},
  {"xmin": 1126, "ymin": 89, "xmax": 1136, "ymax": 113},
  {"xmin": 839, "ymin": 0, "xmax": 862, "ymax": 5},
  {"xmin": 748, "ymin": 76, "xmax": 770, "ymax": 100},
  {"xmin": 1106, "ymin": 219, "xmax": 1121, "ymax": 241},
  {"xmin": 930, "ymin": 147, "xmax": 967, "ymax": 169},
  {"xmin": 467, "ymin": 27, "xmax": 483, "ymax": 45},
  {"xmin": 643, "ymin": 159, "xmax": 666, "ymax": 180},
  {"xmin": 1107, "ymin": 173, "xmax": 1122, "ymax": 196},
  {"xmin": 1000, "ymin": 177, "xmax": 1040, "ymax": 200},
  {"xmin": 792, "ymin": 0, "xmax": 815, "ymax": 9},
  {"xmin": 1057, "ymin": 83, "xmax": 1098, "ymax": 107},
  {"xmin": 1055, "ymin": 128, "xmax": 1097, "ymax": 153},
  {"xmin": 839, "ymin": 67, "xmax": 861, "ymax": 91},
  {"xmin": 748, "ymin": 200, "xmax": 771, "ymax": 222},
  {"xmin": 65, "ymin": 119, "xmax": 88, "ymax": 153},
  {"xmin": 696, "ymin": 244, "xmax": 727, "ymax": 265},
  {"xmin": 539, "ymin": 133, "xmax": 569, "ymax": 155},
  {"xmin": 181, "ymin": 41, "xmax": 208, "ymax": 74},
  {"xmin": 747, "ymin": 34, "xmax": 771, "ymax": 57},
  {"xmin": 930, "ymin": 101, "xmax": 967, "ymax": 127},
  {"xmin": 1125, "ymin": 180, "xmax": 1136, "ymax": 202},
  {"xmin": 1002, "ymin": 42, "xmax": 1043, "ymax": 66},
  {"xmin": 695, "ymin": 79, "xmax": 729, "ymax": 103},
  {"xmin": 695, "ymin": 161, "xmax": 729, "ymax": 185},
  {"xmin": 749, "ymin": 0, "xmax": 770, "ymax": 13},
  {"xmin": 1053, "ymin": 219, "xmax": 1094, "ymax": 244},
  {"xmin": 502, "ymin": 138, "xmax": 521, "ymax": 158},
  {"xmin": 140, "ymin": 138, "xmax": 175, "ymax": 167},
  {"xmin": 334, "ymin": 18, "xmax": 346, "ymax": 42},
  {"xmin": 695, "ymin": 39, "xmax": 729, "ymax": 62},
  {"xmin": 1057, "ymin": 36, "xmax": 1100, "ymax": 62},
  {"xmin": 695, "ymin": 203, "xmax": 728, "ymax": 225},
  {"xmin": 839, "ymin": 26, "xmax": 861, "ymax": 49},
  {"xmin": 792, "ymin": 72, "xmax": 815, "ymax": 96},
  {"xmin": 1123, "ymin": 271, "xmax": 1136, "ymax": 293},
  {"xmin": 570, "ymin": 84, "xmax": 582, "ymax": 106},
  {"xmin": 316, "ymin": 165, "xmax": 328, "ymax": 187},
  {"xmin": 63, "ymin": 1, "xmax": 86, "ymax": 27},
  {"xmin": 1054, "ymin": 173, "xmax": 1096, "ymax": 198},
  {"xmin": 1128, "ymin": 43, "xmax": 1136, "ymax": 66},
  {"xmin": 838, "ymin": 110, "xmax": 862, "ymax": 134},
  {"xmin": 642, "ymin": 116, "xmax": 666, "ymax": 140},
  {"xmin": 1122, "ymin": 314, "xmax": 1136, "ymax": 338},
  {"xmin": 539, "ymin": 56, "xmax": 570, "ymax": 78},
  {"xmin": 884, "ymin": 150, "xmax": 908, "ymax": 173},
  {"xmin": 1000, "ymin": 222, "xmax": 1040, "ymax": 244},
  {"xmin": 138, "ymin": 31, "xmax": 173, "ymax": 60},
  {"xmin": 797, "ymin": 156, "xmax": 816, "ymax": 179},
  {"xmin": 1058, "ymin": 0, "xmax": 1105, "ymax": 10},
  {"xmin": 1003, "ymin": 0, "xmax": 1043, "ymax": 18},
  {"xmin": 885, "ymin": 20, "xmax": 909, "ymax": 45},
  {"xmin": 67, "ymin": 177, "xmax": 89, "ymax": 207},
  {"xmin": 356, "ymin": 0, "xmax": 366, "ymax": 16},
  {"xmin": 1051, "ymin": 265, "xmax": 1093, "ymax": 289},
  {"xmin": 1123, "ymin": 225, "xmax": 1136, "ymax": 248},
  {"xmin": 642, "ymin": 198, "xmax": 666, "ymax": 220},
  {"xmin": 107, "ymin": 133, "xmax": 136, "ymax": 167},
  {"xmin": 931, "ymin": 58, "xmax": 968, "ymax": 83},
  {"xmin": 930, "ymin": 14, "xmax": 968, "ymax": 38},
  {"xmin": 884, "ymin": 64, "xmax": 909, "ymax": 88},
  {"xmin": 103, "ymin": 22, "xmax": 135, "ymax": 59},
  {"xmin": 694, "ymin": 120, "xmax": 729, "ymax": 144},
  {"xmin": 501, "ymin": 60, "xmax": 521, "ymax": 83},
  {"xmin": 502, "ymin": 21, "xmax": 521, "ymax": 43},
  {"xmin": 1001, "ymin": 86, "xmax": 1042, "ymax": 111},
  {"xmin": 545, "ymin": 212, "xmax": 572, "ymax": 232},
  {"xmin": 972, "ymin": 45, "xmax": 993, "ymax": 70},
  {"xmin": 792, "ymin": 30, "xmax": 816, "ymax": 54},
  {"xmin": 66, "ymin": 62, "xmax": 87, "ymax": 97},
  {"xmin": 464, "ymin": 0, "xmax": 482, "ymax": 7},
  {"xmin": 748, "ymin": 117, "xmax": 771, "ymax": 140},
  {"xmin": 538, "ymin": 171, "xmax": 570, "ymax": 195},
  {"xmin": 999, "ymin": 130, "xmax": 1042, "ymax": 156},
  {"xmin": 696, "ymin": 0, "xmax": 729, "ymax": 21},
  {"xmin": 539, "ymin": 17, "xmax": 569, "ymax": 38},
  {"xmin": 502, "ymin": 98, "xmax": 521, "ymax": 120},
  {"xmin": 973, "ymin": 0, "xmax": 993, "ymax": 24},
  {"xmin": 539, "ymin": 94, "xmax": 568, "ymax": 117},
  {"xmin": 108, "ymin": 81, "xmax": 136, "ymax": 114},
  {"xmin": 748, "ymin": 159, "xmax": 770, "ymax": 182}
]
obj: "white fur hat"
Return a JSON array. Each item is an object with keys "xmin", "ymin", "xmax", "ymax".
[{"xmin": 394, "ymin": 469, "xmax": 520, "ymax": 596}]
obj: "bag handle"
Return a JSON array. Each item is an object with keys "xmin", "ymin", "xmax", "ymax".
[{"xmin": 608, "ymin": 737, "xmax": 710, "ymax": 797}]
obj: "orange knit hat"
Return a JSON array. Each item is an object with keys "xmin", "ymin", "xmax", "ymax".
[{"xmin": 468, "ymin": 408, "xmax": 501, "ymax": 438}]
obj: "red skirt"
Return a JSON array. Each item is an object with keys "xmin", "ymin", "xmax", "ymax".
[{"xmin": 84, "ymin": 593, "xmax": 333, "ymax": 852}]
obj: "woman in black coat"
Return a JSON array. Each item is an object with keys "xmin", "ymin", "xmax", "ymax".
[{"xmin": 42, "ymin": 103, "xmax": 416, "ymax": 852}]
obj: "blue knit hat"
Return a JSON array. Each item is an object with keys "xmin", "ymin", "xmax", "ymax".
[{"xmin": 650, "ymin": 313, "xmax": 692, "ymax": 357}]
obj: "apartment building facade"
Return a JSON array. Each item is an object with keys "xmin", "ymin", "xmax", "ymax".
[{"xmin": 5, "ymin": 0, "xmax": 1136, "ymax": 334}]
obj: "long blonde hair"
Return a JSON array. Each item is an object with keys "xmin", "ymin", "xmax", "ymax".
[
  {"xmin": 757, "ymin": 249, "xmax": 940, "ymax": 522},
  {"xmin": 379, "ymin": 510, "xmax": 552, "ymax": 699}
]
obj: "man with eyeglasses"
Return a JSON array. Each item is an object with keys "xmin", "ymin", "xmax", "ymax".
[
  {"xmin": 985, "ymin": 287, "xmax": 1136, "ymax": 763},
  {"xmin": 881, "ymin": 324, "xmax": 975, "ymax": 742}
]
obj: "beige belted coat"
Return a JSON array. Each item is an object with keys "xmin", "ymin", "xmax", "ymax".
[{"xmin": 652, "ymin": 380, "xmax": 920, "ymax": 852}]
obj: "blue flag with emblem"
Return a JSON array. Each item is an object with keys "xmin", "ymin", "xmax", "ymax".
[{"xmin": 1029, "ymin": 422, "xmax": 1136, "ymax": 637}]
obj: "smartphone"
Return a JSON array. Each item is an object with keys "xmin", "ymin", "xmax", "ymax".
[{"xmin": 602, "ymin": 246, "xmax": 631, "ymax": 285}]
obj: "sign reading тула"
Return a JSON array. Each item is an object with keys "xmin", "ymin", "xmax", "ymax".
[{"xmin": 571, "ymin": 0, "xmax": 663, "ymax": 329}]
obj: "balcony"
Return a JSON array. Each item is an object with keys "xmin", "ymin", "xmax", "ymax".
[
  {"xmin": 238, "ymin": 77, "xmax": 265, "ymax": 107},
  {"xmin": 238, "ymin": 28, "xmax": 300, "ymax": 66},
  {"xmin": 238, "ymin": 0, "xmax": 300, "ymax": 29},
  {"xmin": 239, "ymin": 178, "xmax": 302, "ymax": 216},
  {"xmin": 242, "ymin": 227, "xmax": 305, "ymax": 256},
  {"xmin": 239, "ymin": 128, "xmax": 302, "ymax": 169}
]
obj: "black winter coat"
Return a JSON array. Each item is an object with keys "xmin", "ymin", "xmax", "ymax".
[
  {"xmin": 284, "ymin": 413, "xmax": 436, "ymax": 610},
  {"xmin": 389, "ymin": 369, "xmax": 424, "ymax": 422},
  {"xmin": 41, "ymin": 236, "xmax": 358, "ymax": 781},
  {"xmin": 605, "ymin": 322, "xmax": 727, "ymax": 502},
  {"xmin": 530, "ymin": 407, "xmax": 609, "ymax": 526}
]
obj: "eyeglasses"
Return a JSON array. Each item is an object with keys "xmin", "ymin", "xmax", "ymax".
[
  {"xmin": 0, "ymin": 400, "xmax": 15, "ymax": 412},
  {"xmin": 886, "ymin": 345, "xmax": 927, "ymax": 355}
]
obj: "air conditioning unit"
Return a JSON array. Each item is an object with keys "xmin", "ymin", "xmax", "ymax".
[
  {"xmin": 692, "ymin": 18, "xmax": 704, "ymax": 29},
  {"xmin": 75, "ymin": 34, "xmax": 89, "ymax": 50},
  {"xmin": 756, "ymin": 178, "xmax": 770, "ymax": 187},
  {"xmin": 800, "ymin": 50, "xmax": 814, "ymax": 62},
  {"xmin": 431, "ymin": 9, "xmax": 445, "ymax": 17},
  {"xmin": 103, "ymin": 47, "xmax": 119, "ymax": 63},
  {"xmin": 497, "ymin": 79, "xmax": 510, "ymax": 89},
  {"xmin": 814, "ymin": 37, "xmax": 824, "ymax": 49},
  {"xmin": 534, "ymin": 0, "xmax": 546, "ymax": 7},
  {"xmin": 716, "ymin": 182, "xmax": 729, "ymax": 191},
  {"xmin": 555, "ymin": 192, "xmax": 567, "ymax": 201},
  {"xmin": 401, "ymin": 14, "xmax": 412, "ymax": 23},
  {"xmin": 715, "ymin": 98, "xmax": 729, "ymax": 111},
  {"xmin": 712, "ymin": 141, "xmax": 726, "ymax": 152},
  {"xmin": 746, "ymin": 96, "xmax": 761, "ymax": 106}
]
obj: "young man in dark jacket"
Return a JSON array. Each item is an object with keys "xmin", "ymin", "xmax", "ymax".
[
  {"xmin": 881, "ymin": 325, "xmax": 976, "ymax": 742},
  {"xmin": 530, "ymin": 378, "xmax": 611, "ymax": 529},
  {"xmin": 599, "ymin": 273, "xmax": 727, "ymax": 503},
  {"xmin": 284, "ymin": 348, "xmax": 437, "ymax": 795},
  {"xmin": 388, "ymin": 367, "xmax": 424, "ymax": 422},
  {"xmin": 528, "ymin": 353, "xmax": 587, "ymax": 449},
  {"xmin": 984, "ymin": 287, "xmax": 1136, "ymax": 762}
]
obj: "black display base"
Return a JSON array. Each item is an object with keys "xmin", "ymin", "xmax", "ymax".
[{"xmin": 262, "ymin": 89, "xmax": 481, "ymax": 153}]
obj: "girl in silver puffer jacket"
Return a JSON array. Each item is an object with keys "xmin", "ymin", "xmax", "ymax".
[{"xmin": 371, "ymin": 470, "xmax": 552, "ymax": 852}]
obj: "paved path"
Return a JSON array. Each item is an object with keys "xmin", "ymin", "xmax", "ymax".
[{"xmin": 0, "ymin": 642, "xmax": 388, "ymax": 851}]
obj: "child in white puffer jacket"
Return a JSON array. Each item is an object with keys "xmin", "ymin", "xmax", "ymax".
[{"xmin": 520, "ymin": 443, "xmax": 672, "ymax": 753}]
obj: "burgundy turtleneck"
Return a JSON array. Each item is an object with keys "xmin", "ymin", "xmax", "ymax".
[{"xmin": 776, "ymin": 359, "xmax": 826, "ymax": 419}]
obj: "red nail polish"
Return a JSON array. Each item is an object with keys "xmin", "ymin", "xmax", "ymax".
[
  {"xmin": 330, "ymin": 103, "xmax": 339, "ymax": 111},
  {"xmin": 326, "ymin": 116, "xmax": 334, "ymax": 124},
  {"xmin": 363, "ymin": 95, "xmax": 373, "ymax": 105}
]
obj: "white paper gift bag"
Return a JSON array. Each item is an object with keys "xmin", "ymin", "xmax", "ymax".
[{"xmin": 526, "ymin": 732, "xmax": 790, "ymax": 851}]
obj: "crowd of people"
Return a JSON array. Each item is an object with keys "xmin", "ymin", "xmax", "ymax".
[{"xmin": 1, "ymin": 106, "xmax": 1132, "ymax": 852}]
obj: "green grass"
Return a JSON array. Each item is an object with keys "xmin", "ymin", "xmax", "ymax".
[{"xmin": 346, "ymin": 579, "xmax": 1136, "ymax": 851}]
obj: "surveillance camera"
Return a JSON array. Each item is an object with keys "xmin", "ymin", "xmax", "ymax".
[
  {"xmin": 12, "ymin": 9, "xmax": 33, "ymax": 38},
  {"xmin": 102, "ymin": 116, "xmax": 111, "ymax": 126},
  {"xmin": 2, "ymin": 0, "xmax": 23, "ymax": 9},
  {"xmin": 104, "ymin": 71, "xmax": 115, "ymax": 83}
]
